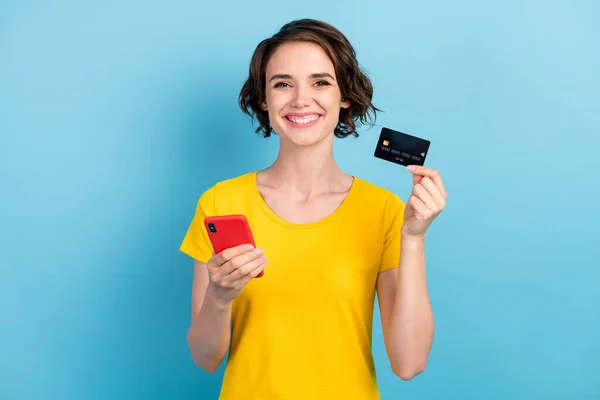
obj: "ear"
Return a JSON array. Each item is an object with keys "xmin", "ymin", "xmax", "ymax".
[
  {"xmin": 261, "ymin": 101, "xmax": 268, "ymax": 111},
  {"xmin": 341, "ymin": 96, "xmax": 351, "ymax": 109}
]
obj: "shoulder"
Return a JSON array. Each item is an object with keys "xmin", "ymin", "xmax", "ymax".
[
  {"xmin": 196, "ymin": 171, "xmax": 256, "ymax": 210},
  {"xmin": 350, "ymin": 177, "xmax": 405, "ymax": 234},
  {"xmin": 352, "ymin": 176, "xmax": 405, "ymax": 212},
  {"xmin": 199, "ymin": 171, "xmax": 254, "ymax": 196},
  {"xmin": 212, "ymin": 171, "xmax": 255, "ymax": 195}
]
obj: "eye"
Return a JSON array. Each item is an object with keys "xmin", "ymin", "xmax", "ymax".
[{"xmin": 274, "ymin": 80, "xmax": 330, "ymax": 88}]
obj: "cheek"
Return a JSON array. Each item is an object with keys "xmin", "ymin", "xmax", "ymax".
[
  {"xmin": 317, "ymin": 92, "xmax": 342, "ymax": 108},
  {"xmin": 319, "ymin": 96, "xmax": 343, "ymax": 118},
  {"xmin": 265, "ymin": 89, "xmax": 287, "ymax": 106}
]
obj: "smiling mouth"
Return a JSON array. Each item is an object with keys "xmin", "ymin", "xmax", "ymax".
[{"xmin": 285, "ymin": 114, "xmax": 321, "ymax": 124}]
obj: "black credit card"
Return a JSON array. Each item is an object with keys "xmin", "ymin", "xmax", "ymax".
[{"xmin": 374, "ymin": 127, "xmax": 431, "ymax": 166}]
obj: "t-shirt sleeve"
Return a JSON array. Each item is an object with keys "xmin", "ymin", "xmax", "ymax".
[
  {"xmin": 179, "ymin": 186, "xmax": 216, "ymax": 264},
  {"xmin": 379, "ymin": 193, "xmax": 406, "ymax": 273}
]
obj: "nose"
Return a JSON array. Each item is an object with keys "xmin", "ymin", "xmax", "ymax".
[{"xmin": 290, "ymin": 85, "xmax": 311, "ymax": 108}]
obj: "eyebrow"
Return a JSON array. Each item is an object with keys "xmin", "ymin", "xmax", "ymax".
[{"xmin": 268, "ymin": 72, "xmax": 335, "ymax": 82}]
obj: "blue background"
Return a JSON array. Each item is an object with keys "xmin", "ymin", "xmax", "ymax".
[{"xmin": 1, "ymin": 0, "xmax": 599, "ymax": 399}]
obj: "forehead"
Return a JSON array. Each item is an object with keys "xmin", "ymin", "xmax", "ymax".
[{"xmin": 266, "ymin": 41, "xmax": 335, "ymax": 76}]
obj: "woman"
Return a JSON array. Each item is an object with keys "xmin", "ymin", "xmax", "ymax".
[{"xmin": 180, "ymin": 18, "xmax": 447, "ymax": 400}]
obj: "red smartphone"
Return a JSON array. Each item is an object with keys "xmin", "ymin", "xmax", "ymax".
[{"xmin": 204, "ymin": 214, "xmax": 264, "ymax": 278}]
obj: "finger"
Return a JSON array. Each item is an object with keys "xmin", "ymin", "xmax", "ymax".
[
  {"xmin": 413, "ymin": 183, "xmax": 437, "ymax": 211},
  {"xmin": 412, "ymin": 172, "xmax": 422, "ymax": 186},
  {"xmin": 213, "ymin": 243, "xmax": 255, "ymax": 268},
  {"xmin": 226, "ymin": 252, "xmax": 266, "ymax": 281},
  {"xmin": 224, "ymin": 254, "xmax": 267, "ymax": 288},
  {"xmin": 407, "ymin": 165, "xmax": 447, "ymax": 199},
  {"xmin": 221, "ymin": 247, "xmax": 264, "ymax": 276},
  {"xmin": 235, "ymin": 257, "xmax": 268, "ymax": 288},
  {"xmin": 408, "ymin": 194, "xmax": 431, "ymax": 220},
  {"xmin": 419, "ymin": 177, "xmax": 446, "ymax": 210}
]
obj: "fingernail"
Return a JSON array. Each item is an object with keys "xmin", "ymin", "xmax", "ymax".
[
  {"xmin": 255, "ymin": 248, "xmax": 263, "ymax": 255},
  {"xmin": 407, "ymin": 165, "xmax": 416, "ymax": 171},
  {"xmin": 245, "ymin": 244, "xmax": 254, "ymax": 251}
]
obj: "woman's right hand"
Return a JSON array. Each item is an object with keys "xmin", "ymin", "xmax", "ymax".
[{"xmin": 206, "ymin": 244, "xmax": 267, "ymax": 305}]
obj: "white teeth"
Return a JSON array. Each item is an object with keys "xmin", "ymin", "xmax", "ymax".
[{"xmin": 287, "ymin": 115, "xmax": 319, "ymax": 124}]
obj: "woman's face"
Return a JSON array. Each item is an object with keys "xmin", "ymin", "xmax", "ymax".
[{"xmin": 261, "ymin": 41, "xmax": 350, "ymax": 147}]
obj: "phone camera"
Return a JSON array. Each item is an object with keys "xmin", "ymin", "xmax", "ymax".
[{"xmin": 208, "ymin": 223, "xmax": 217, "ymax": 233}]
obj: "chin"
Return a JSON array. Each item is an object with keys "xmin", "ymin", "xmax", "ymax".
[
  {"xmin": 279, "ymin": 129, "xmax": 331, "ymax": 148},
  {"xmin": 274, "ymin": 119, "xmax": 335, "ymax": 148}
]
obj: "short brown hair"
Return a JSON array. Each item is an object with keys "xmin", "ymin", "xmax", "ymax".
[{"xmin": 238, "ymin": 19, "xmax": 381, "ymax": 138}]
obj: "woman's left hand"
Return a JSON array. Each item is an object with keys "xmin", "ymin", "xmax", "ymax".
[{"xmin": 401, "ymin": 165, "xmax": 447, "ymax": 239}]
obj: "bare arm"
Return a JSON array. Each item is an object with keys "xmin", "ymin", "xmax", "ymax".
[
  {"xmin": 186, "ymin": 245, "xmax": 267, "ymax": 372},
  {"xmin": 186, "ymin": 259, "xmax": 232, "ymax": 372},
  {"xmin": 378, "ymin": 165, "xmax": 445, "ymax": 379},
  {"xmin": 377, "ymin": 236, "xmax": 434, "ymax": 380}
]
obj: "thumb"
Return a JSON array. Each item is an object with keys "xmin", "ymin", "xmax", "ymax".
[{"xmin": 412, "ymin": 172, "xmax": 422, "ymax": 185}]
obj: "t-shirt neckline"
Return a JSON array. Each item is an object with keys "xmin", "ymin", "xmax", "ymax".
[{"xmin": 249, "ymin": 170, "xmax": 359, "ymax": 229}]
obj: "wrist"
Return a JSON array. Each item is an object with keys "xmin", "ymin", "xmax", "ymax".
[
  {"xmin": 400, "ymin": 233, "xmax": 425, "ymax": 248},
  {"xmin": 205, "ymin": 283, "xmax": 233, "ymax": 311}
]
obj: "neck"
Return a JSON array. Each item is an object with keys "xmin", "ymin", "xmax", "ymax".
[{"xmin": 263, "ymin": 136, "xmax": 347, "ymax": 197}]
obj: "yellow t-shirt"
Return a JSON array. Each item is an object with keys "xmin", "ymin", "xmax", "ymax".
[{"xmin": 180, "ymin": 171, "xmax": 405, "ymax": 400}]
